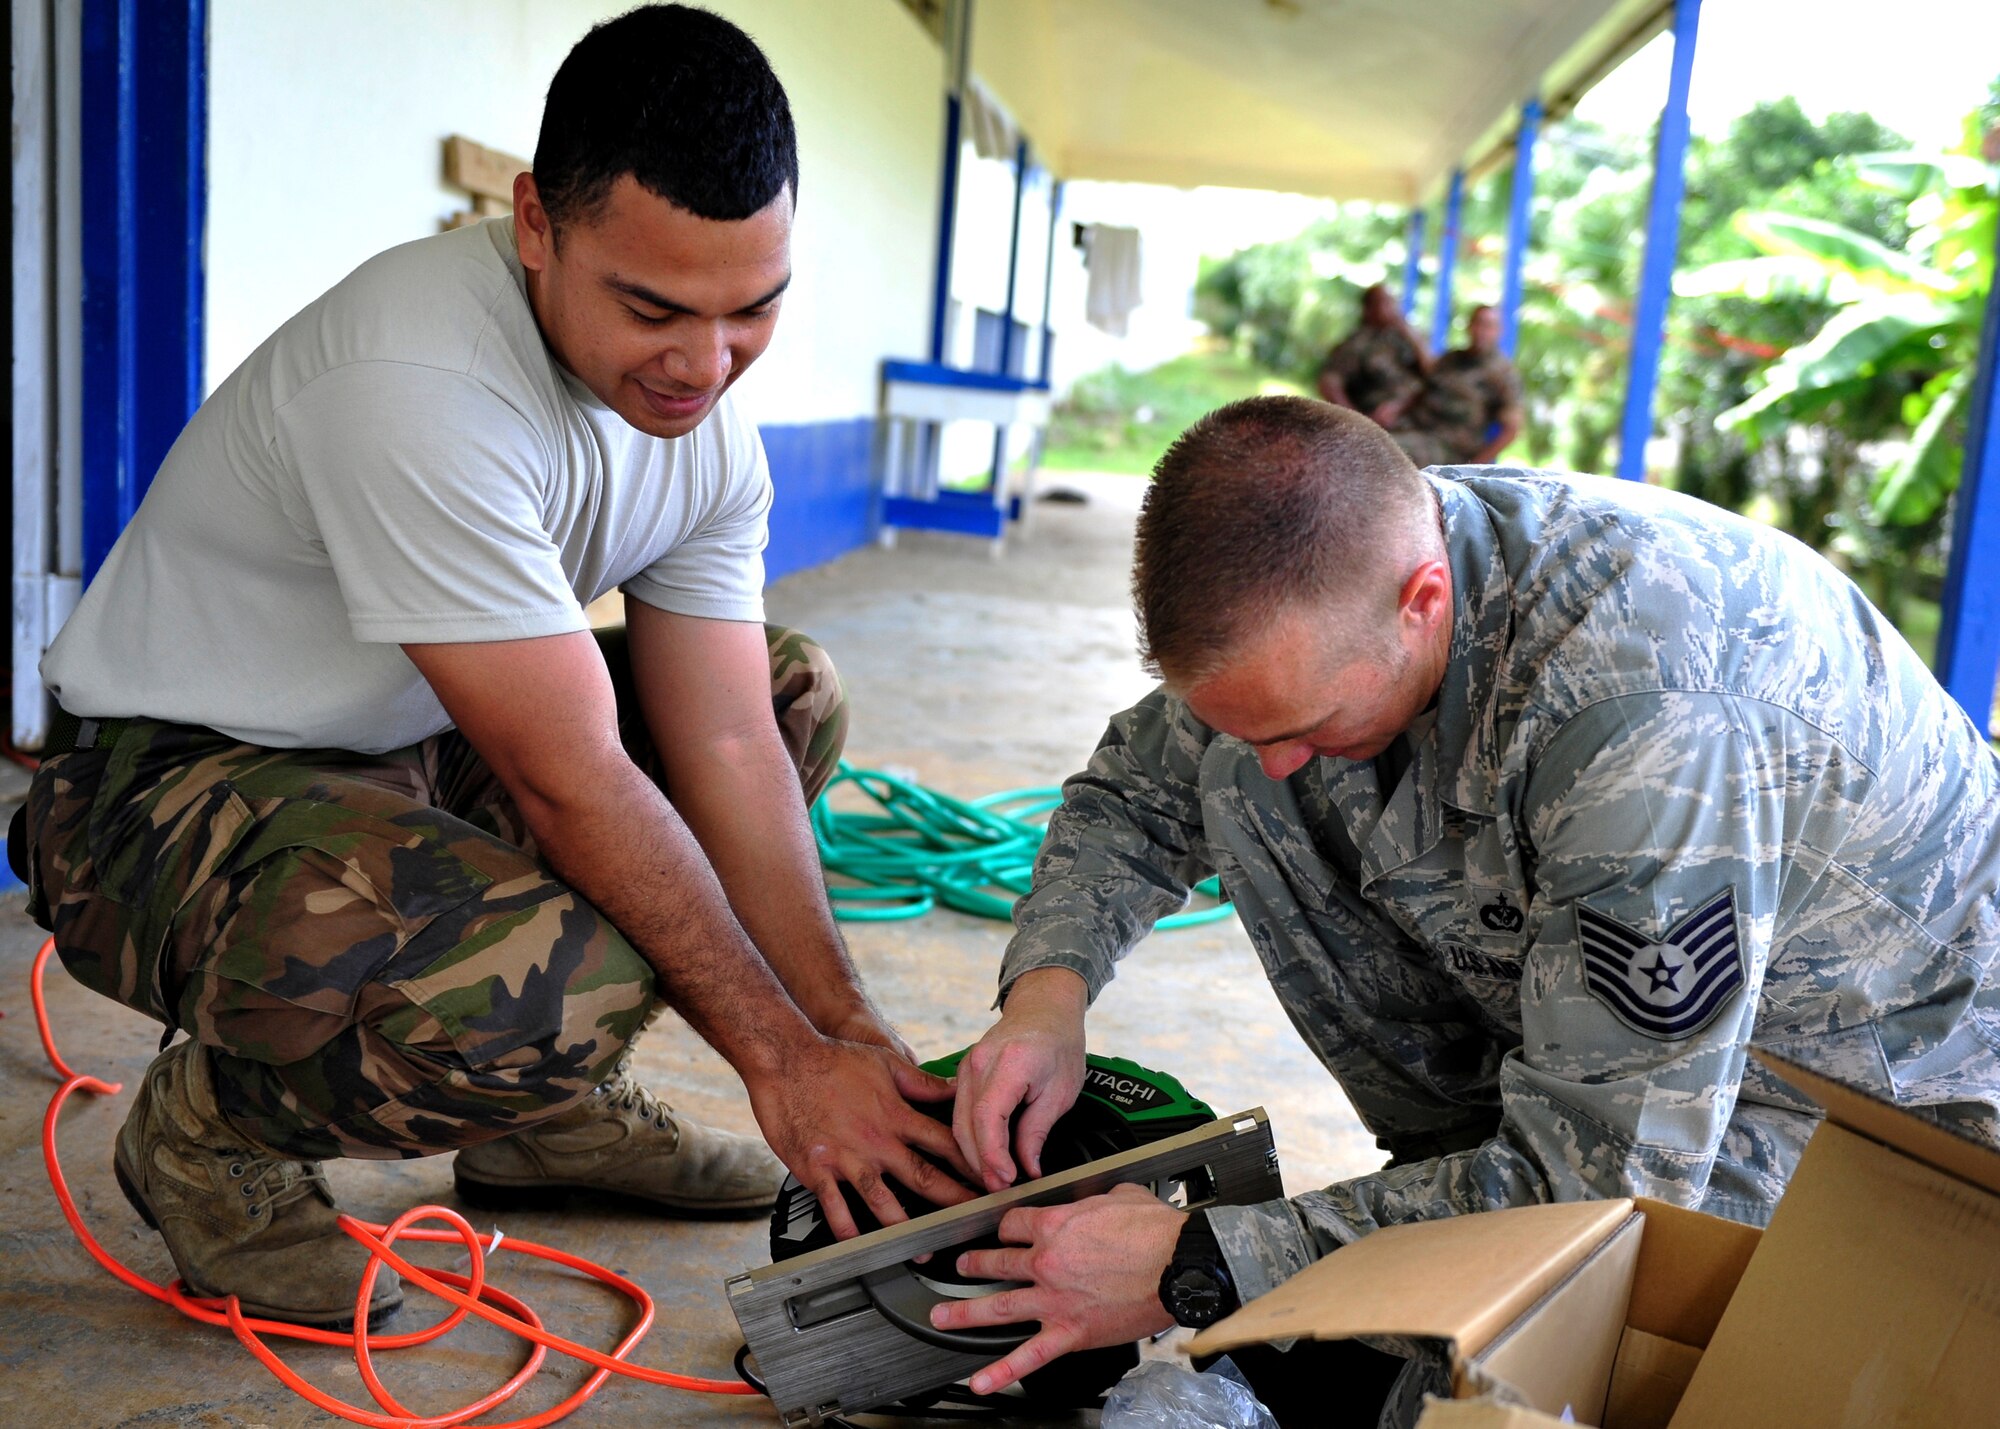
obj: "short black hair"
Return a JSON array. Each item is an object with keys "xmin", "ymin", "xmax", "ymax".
[{"xmin": 534, "ymin": 4, "xmax": 798, "ymax": 231}]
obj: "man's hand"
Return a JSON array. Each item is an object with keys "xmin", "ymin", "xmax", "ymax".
[
  {"xmin": 818, "ymin": 1000, "xmax": 923, "ymax": 1064},
  {"xmin": 1372, "ymin": 396, "xmax": 1411, "ymax": 427},
  {"xmin": 929, "ymin": 1183, "xmax": 1182, "ymax": 1394},
  {"xmin": 952, "ymin": 968, "xmax": 1089, "ymax": 1191},
  {"xmin": 747, "ymin": 1036, "xmax": 975, "ymax": 1238}
]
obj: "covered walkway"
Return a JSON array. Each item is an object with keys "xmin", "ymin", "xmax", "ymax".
[{"xmin": 0, "ymin": 475, "xmax": 1374, "ymax": 1426}]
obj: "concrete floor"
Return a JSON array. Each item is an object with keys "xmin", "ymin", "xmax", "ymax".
[{"xmin": 0, "ymin": 472, "xmax": 1378, "ymax": 1428}]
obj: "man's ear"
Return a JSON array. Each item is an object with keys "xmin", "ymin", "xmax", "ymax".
[
  {"xmin": 514, "ymin": 171, "xmax": 554, "ymax": 273},
  {"xmin": 1398, "ymin": 559, "xmax": 1451, "ymax": 630}
]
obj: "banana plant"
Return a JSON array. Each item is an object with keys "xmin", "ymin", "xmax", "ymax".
[{"xmin": 1683, "ymin": 145, "xmax": 1996, "ymax": 527}]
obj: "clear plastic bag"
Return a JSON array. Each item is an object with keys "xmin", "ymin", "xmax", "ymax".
[{"xmin": 1100, "ymin": 1357, "xmax": 1279, "ymax": 1429}]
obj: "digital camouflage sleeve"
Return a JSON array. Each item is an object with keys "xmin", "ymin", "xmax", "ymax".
[{"xmin": 1000, "ymin": 469, "xmax": 2000, "ymax": 1306}]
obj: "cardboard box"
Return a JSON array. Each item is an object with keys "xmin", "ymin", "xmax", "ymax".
[
  {"xmin": 1669, "ymin": 1053, "xmax": 2000, "ymax": 1428},
  {"xmin": 1188, "ymin": 1194, "xmax": 1754, "ymax": 1427},
  {"xmin": 1189, "ymin": 1050, "xmax": 2000, "ymax": 1428}
]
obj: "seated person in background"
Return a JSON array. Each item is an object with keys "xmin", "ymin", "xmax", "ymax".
[
  {"xmin": 1315, "ymin": 283, "xmax": 1428, "ymax": 423},
  {"xmin": 1382, "ymin": 303, "xmax": 1522, "ymax": 466}
]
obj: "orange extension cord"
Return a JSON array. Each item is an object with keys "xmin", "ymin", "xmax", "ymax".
[{"xmin": 29, "ymin": 936, "xmax": 759, "ymax": 1426}]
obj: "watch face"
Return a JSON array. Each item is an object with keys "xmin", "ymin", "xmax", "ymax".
[{"xmin": 1167, "ymin": 1267, "xmax": 1229, "ymax": 1327}]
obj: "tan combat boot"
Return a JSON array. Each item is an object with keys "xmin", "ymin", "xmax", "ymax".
[
  {"xmin": 113, "ymin": 1038, "xmax": 403, "ymax": 1329},
  {"xmin": 452, "ymin": 1050, "xmax": 783, "ymax": 1215}
]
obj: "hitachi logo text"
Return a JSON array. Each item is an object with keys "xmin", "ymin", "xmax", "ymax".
[{"xmin": 1085, "ymin": 1069, "xmax": 1155, "ymax": 1100}]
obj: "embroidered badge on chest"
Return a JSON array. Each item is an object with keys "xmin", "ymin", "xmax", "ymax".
[
  {"xmin": 1576, "ymin": 888, "xmax": 1744, "ymax": 1040},
  {"xmin": 1478, "ymin": 893, "xmax": 1525, "ymax": 933}
]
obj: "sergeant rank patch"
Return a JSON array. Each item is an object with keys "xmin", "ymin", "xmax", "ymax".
[{"xmin": 1576, "ymin": 888, "xmax": 1743, "ymax": 1040}]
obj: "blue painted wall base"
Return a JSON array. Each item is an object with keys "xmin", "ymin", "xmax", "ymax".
[
  {"xmin": 761, "ymin": 418, "xmax": 879, "ymax": 584},
  {"xmin": 880, "ymin": 495, "xmax": 1006, "ymax": 540}
]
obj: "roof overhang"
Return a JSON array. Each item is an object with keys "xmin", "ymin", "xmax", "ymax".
[{"xmin": 970, "ymin": 0, "xmax": 1673, "ymax": 204}]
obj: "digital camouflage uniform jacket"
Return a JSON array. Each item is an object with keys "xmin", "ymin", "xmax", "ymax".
[{"xmin": 999, "ymin": 467, "xmax": 2000, "ymax": 1306}]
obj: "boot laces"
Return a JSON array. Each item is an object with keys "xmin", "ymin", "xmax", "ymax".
[
  {"xmin": 594, "ymin": 1071, "xmax": 677, "ymax": 1131},
  {"xmin": 224, "ymin": 1148, "xmax": 331, "ymax": 1220}
]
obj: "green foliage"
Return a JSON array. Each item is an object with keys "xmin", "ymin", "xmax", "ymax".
[
  {"xmin": 1041, "ymin": 347, "xmax": 1307, "ymax": 474},
  {"xmin": 1193, "ymin": 208, "xmax": 1409, "ymax": 382},
  {"xmin": 1160, "ymin": 91, "xmax": 2000, "ymax": 645},
  {"xmin": 1698, "ymin": 113, "xmax": 1997, "ymax": 536},
  {"xmin": 1732, "ymin": 212, "xmax": 1956, "ymax": 294},
  {"xmin": 1875, "ymin": 367, "xmax": 1970, "ymax": 525},
  {"xmin": 1714, "ymin": 296, "xmax": 1957, "ymax": 439}
]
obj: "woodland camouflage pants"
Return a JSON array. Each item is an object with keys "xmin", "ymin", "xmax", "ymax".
[{"xmin": 23, "ymin": 625, "xmax": 846, "ymax": 1160}]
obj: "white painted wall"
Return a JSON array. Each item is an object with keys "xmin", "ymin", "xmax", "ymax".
[{"xmin": 204, "ymin": 0, "xmax": 941, "ymax": 427}]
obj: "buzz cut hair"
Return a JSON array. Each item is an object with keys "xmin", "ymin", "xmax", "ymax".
[
  {"xmin": 1133, "ymin": 396, "xmax": 1441, "ymax": 685},
  {"xmin": 534, "ymin": 4, "xmax": 798, "ymax": 233}
]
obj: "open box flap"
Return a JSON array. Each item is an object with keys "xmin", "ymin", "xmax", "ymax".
[
  {"xmin": 1415, "ymin": 1399, "xmax": 1571, "ymax": 1428},
  {"xmin": 1189, "ymin": 1198, "xmax": 1634, "ymax": 1360},
  {"xmin": 1753, "ymin": 1049, "xmax": 2000, "ymax": 1199},
  {"xmin": 1623, "ymin": 1196, "xmax": 1758, "ymax": 1347}
]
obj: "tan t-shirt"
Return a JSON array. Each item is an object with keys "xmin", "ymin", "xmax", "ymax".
[{"xmin": 43, "ymin": 218, "xmax": 772, "ymax": 753}]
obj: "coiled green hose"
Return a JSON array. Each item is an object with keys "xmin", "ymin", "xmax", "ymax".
[{"xmin": 812, "ymin": 761, "xmax": 1233, "ymax": 927}]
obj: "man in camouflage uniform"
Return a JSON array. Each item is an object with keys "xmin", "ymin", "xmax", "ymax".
[
  {"xmin": 1386, "ymin": 303, "xmax": 1524, "ymax": 467},
  {"xmin": 1316, "ymin": 284, "xmax": 1430, "ymax": 423},
  {"xmin": 18, "ymin": 7, "xmax": 968, "ymax": 1332},
  {"xmin": 931, "ymin": 397, "xmax": 2000, "ymax": 1402}
]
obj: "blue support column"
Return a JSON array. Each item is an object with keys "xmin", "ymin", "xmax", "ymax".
[
  {"xmin": 1616, "ymin": 0, "xmax": 1703, "ymax": 481},
  {"xmin": 1935, "ymin": 210, "xmax": 2000, "ymax": 734},
  {"xmin": 990, "ymin": 139, "xmax": 1030, "ymax": 489},
  {"xmin": 1499, "ymin": 98, "xmax": 1542, "ymax": 358},
  {"xmin": 927, "ymin": 0, "xmax": 974, "ymax": 364},
  {"xmin": 1401, "ymin": 207, "xmax": 1427, "ymax": 319},
  {"xmin": 80, "ymin": 0, "xmax": 207, "ymax": 582},
  {"xmin": 927, "ymin": 93, "xmax": 964, "ymax": 365},
  {"xmin": 1429, "ymin": 169, "xmax": 1465, "ymax": 353},
  {"xmin": 1039, "ymin": 177, "xmax": 1064, "ymax": 383},
  {"xmin": 995, "ymin": 139, "xmax": 1029, "ymax": 379}
]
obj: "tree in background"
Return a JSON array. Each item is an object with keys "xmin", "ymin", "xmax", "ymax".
[
  {"xmin": 1193, "ymin": 93, "xmax": 1999, "ymax": 647},
  {"xmin": 1688, "ymin": 98, "xmax": 1997, "ymax": 618},
  {"xmin": 1655, "ymin": 103, "xmax": 1909, "ymax": 533},
  {"xmin": 1193, "ymin": 206, "xmax": 1408, "ymax": 378}
]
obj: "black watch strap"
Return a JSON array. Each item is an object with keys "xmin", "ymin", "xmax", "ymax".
[{"xmin": 1158, "ymin": 1210, "xmax": 1241, "ymax": 1329}]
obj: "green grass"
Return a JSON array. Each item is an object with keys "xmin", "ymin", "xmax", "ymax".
[{"xmin": 1042, "ymin": 346, "xmax": 1307, "ymax": 475}]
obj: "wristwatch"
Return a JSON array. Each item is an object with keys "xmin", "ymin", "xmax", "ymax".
[{"xmin": 1157, "ymin": 1210, "xmax": 1241, "ymax": 1329}]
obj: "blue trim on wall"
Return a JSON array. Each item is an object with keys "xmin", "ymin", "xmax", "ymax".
[
  {"xmin": 880, "ymin": 496, "xmax": 1004, "ymax": 540},
  {"xmin": 971, "ymin": 311, "xmax": 1036, "ymax": 380},
  {"xmin": 762, "ymin": 418, "xmax": 878, "ymax": 584},
  {"xmin": 80, "ymin": 0, "xmax": 207, "ymax": 583},
  {"xmin": 881, "ymin": 359, "xmax": 1049, "ymax": 393}
]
